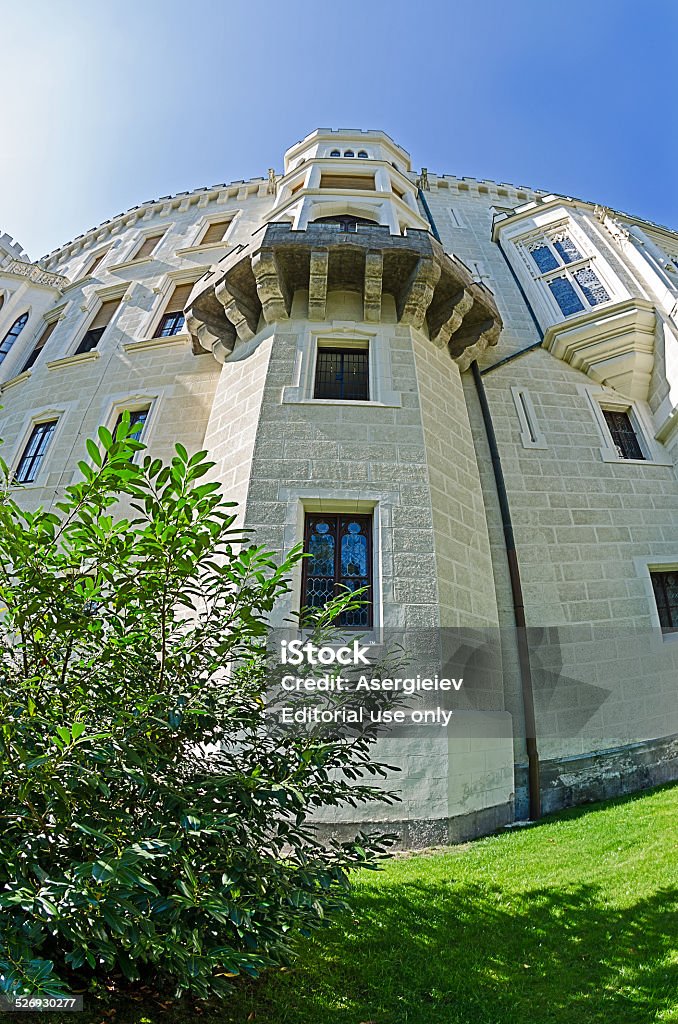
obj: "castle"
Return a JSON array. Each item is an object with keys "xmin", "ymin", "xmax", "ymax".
[{"xmin": 2, "ymin": 129, "xmax": 677, "ymax": 844}]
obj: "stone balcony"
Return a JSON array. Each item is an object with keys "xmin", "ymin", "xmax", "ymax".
[{"xmin": 185, "ymin": 222, "xmax": 503, "ymax": 368}]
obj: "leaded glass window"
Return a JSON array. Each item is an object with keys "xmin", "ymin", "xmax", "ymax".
[
  {"xmin": 15, "ymin": 420, "xmax": 58, "ymax": 483},
  {"xmin": 301, "ymin": 514, "xmax": 372, "ymax": 627},
  {"xmin": 553, "ymin": 235, "xmax": 583, "ymax": 264},
  {"xmin": 573, "ymin": 266, "xmax": 610, "ymax": 306},
  {"xmin": 314, "ymin": 347, "xmax": 369, "ymax": 401},
  {"xmin": 529, "ymin": 244, "xmax": 559, "ymax": 274},
  {"xmin": 651, "ymin": 571, "xmax": 678, "ymax": 632},
  {"xmin": 602, "ymin": 409, "xmax": 645, "ymax": 460},
  {"xmin": 548, "ymin": 277, "xmax": 585, "ymax": 317},
  {"xmin": 526, "ymin": 229, "xmax": 612, "ymax": 318}
]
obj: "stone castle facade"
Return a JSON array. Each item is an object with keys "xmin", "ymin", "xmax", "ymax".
[{"xmin": 2, "ymin": 129, "xmax": 677, "ymax": 844}]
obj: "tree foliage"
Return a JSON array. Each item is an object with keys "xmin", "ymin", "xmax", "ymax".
[{"xmin": 0, "ymin": 420, "xmax": 396, "ymax": 999}]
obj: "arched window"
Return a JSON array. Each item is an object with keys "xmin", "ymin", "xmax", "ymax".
[
  {"xmin": 0, "ymin": 312, "xmax": 28, "ymax": 364},
  {"xmin": 312, "ymin": 214, "xmax": 377, "ymax": 232},
  {"xmin": 330, "ymin": 149, "xmax": 340, "ymax": 157},
  {"xmin": 357, "ymin": 150, "xmax": 368, "ymax": 158},
  {"xmin": 344, "ymin": 150, "xmax": 354, "ymax": 158}
]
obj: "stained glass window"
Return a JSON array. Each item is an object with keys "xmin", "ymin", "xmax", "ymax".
[
  {"xmin": 553, "ymin": 235, "xmax": 583, "ymax": 264},
  {"xmin": 529, "ymin": 245, "xmax": 559, "ymax": 274},
  {"xmin": 314, "ymin": 347, "xmax": 369, "ymax": 401},
  {"xmin": 573, "ymin": 267, "xmax": 610, "ymax": 306},
  {"xmin": 15, "ymin": 420, "xmax": 58, "ymax": 483},
  {"xmin": 651, "ymin": 571, "xmax": 678, "ymax": 632},
  {"xmin": 301, "ymin": 514, "xmax": 372, "ymax": 627},
  {"xmin": 602, "ymin": 409, "xmax": 644, "ymax": 460},
  {"xmin": 548, "ymin": 277, "xmax": 585, "ymax": 317}
]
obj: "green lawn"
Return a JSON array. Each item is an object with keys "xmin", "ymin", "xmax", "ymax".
[{"xmin": 27, "ymin": 784, "xmax": 678, "ymax": 1024}]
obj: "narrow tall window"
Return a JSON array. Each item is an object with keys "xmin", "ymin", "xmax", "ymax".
[
  {"xmin": 134, "ymin": 234, "xmax": 163, "ymax": 260},
  {"xmin": 200, "ymin": 220, "xmax": 232, "ymax": 245},
  {"xmin": 526, "ymin": 231, "xmax": 610, "ymax": 317},
  {"xmin": 153, "ymin": 282, "xmax": 193, "ymax": 338},
  {"xmin": 651, "ymin": 571, "xmax": 678, "ymax": 633},
  {"xmin": 22, "ymin": 320, "xmax": 57, "ymax": 372},
  {"xmin": 602, "ymin": 409, "xmax": 645, "ymax": 460},
  {"xmin": 301, "ymin": 514, "xmax": 373, "ymax": 627},
  {"xmin": 75, "ymin": 298, "xmax": 121, "ymax": 355},
  {"xmin": 0, "ymin": 313, "xmax": 29, "ymax": 364},
  {"xmin": 15, "ymin": 420, "xmax": 58, "ymax": 483},
  {"xmin": 314, "ymin": 346, "xmax": 369, "ymax": 401},
  {"xmin": 113, "ymin": 407, "xmax": 149, "ymax": 442},
  {"xmin": 86, "ymin": 250, "xmax": 108, "ymax": 277}
]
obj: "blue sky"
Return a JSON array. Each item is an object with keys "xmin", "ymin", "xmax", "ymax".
[{"xmin": 3, "ymin": 0, "xmax": 676, "ymax": 260}]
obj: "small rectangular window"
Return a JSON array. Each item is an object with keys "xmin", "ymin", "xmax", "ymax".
[
  {"xmin": 314, "ymin": 347, "xmax": 369, "ymax": 401},
  {"xmin": 22, "ymin": 320, "xmax": 57, "ymax": 372},
  {"xmin": 602, "ymin": 409, "xmax": 645, "ymax": 460},
  {"xmin": 134, "ymin": 234, "xmax": 163, "ymax": 260},
  {"xmin": 301, "ymin": 513, "xmax": 373, "ymax": 627},
  {"xmin": 200, "ymin": 220, "xmax": 232, "ymax": 245},
  {"xmin": 87, "ymin": 250, "xmax": 108, "ymax": 277},
  {"xmin": 152, "ymin": 282, "xmax": 193, "ymax": 338},
  {"xmin": 113, "ymin": 407, "xmax": 149, "ymax": 442},
  {"xmin": 75, "ymin": 298, "xmax": 121, "ymax": 355},
  {"xmin": 319, "ymin": 173, "xmax": 375, "ymax": 191},
  {"xmin": 15, "ymin": 420, "xmax": 58, "ymax": 483},
  {"xmin": 651, "ymin": 571, "xmax": 678, "ymax": 633}
]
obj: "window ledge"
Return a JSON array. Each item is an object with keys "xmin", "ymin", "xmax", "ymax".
[
  {"xmin": 175, "ymin": 241, "xmax": 232, "ymax": 255},
  {"xmin": 123, "ymin": 333, "xmax": 191, "ymax": 353},
  {"xmin": 47, "ymin": 351, "xmax": 100, "ymax": 370},
  {"xmin": 106, "ymin": 256, "xmax": 154, "ymax": 272},
  {"xmin": 599, "ymin": 446, "xmax": 673, "ymax": 467},
  {"xmin": 281, "ymin": 389, "xmax": 402, "ymax": 408},
  {"xmin": 0, "ymin": 370, "xmax": 32, "ymax": 392}
]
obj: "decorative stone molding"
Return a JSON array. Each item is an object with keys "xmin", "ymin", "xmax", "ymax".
[
  {"xmin": 3, "ymin": 260, "xmax": 70, "ymax": 291},
  {"xmin": 543, "ymin": 298, "xmax": 656, "ymax": 401},
  {"xmin": 185, "ymin": 222, "xmax": 503, "ymax": 367}
]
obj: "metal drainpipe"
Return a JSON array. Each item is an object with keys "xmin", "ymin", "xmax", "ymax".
[{"xmin": 417, "ymin": 186, "xmax": 541, "ymax": 820}]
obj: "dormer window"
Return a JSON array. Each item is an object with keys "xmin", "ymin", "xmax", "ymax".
[{"xmin": 526, "ymin": 231, "xmax": 611, "ymax": 317}]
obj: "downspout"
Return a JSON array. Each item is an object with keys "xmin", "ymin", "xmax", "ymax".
[{"xmin": 417, "ymin": 187, "xmax": 541, "ymax": 820}]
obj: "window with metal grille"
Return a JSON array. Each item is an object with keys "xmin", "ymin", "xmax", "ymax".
[
  {"xmin": 152, "ymin": 282, "xmax": 193, "ymax": 338},
  {"xmin": 1, "ymin": 312, "xmax": 29, "ymax": 364},
  {"xmin": 314, "ymin": 347, "xmax": 369, "ymax": 401},
  {"xmin": 602, "ymin": 409, "xmax": 645, "ymax": 460},
  {"xmin": 651, "ymin": 571, "xmax": 678, "ymax": 632},
  {"xmin": 22, "ymin": 320, "xmax": 57, "ymax": 372},
  {"xmin": 525, "ymin": 231, "xmax": 611, "ymax": 318},
  {"xmin": 15, "ymin": 420, "xmax": 58, "ymax": 483},
  {"xmin": 75, "ymin": 298, "xmax": 121, "ymax": 355},
  {"xmin": 301, "ymin": 514, "xmax": 373, "ymax": 627}
]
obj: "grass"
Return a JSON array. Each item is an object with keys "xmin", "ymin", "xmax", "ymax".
[{"xmin": 24, "ymin": 783, "xmax": 678, "ymax": 1024}]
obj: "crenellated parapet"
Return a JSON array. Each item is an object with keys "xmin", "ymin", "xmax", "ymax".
[{"xmin": 185, "ymin": 222, "xmax": 502, "ymax": 368}]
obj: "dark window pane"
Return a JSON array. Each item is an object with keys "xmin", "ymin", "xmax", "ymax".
[
  {"xmin": 529, "ymin": 245, "xmax": 559, "ymax": 273},
  {"xmin": 602, "ymin": 409, "xmax": 644, "ymax": 460},
  {"xmin": 0, "ymin": 313, "xmax": 29, "ymax": 362},
  {"xmin": 15, "ymin": 420, "xmax": 57, "ymax": 483},
  {"xmin": 548, "ymin": 277, "xmax": 585, "ymax": 316},
  {"xmin": 553, "ymin": 235, "xmax": 583, "ymax": 264},
  {"xmin": 301, "ymin": 514, "xmax": 372, "ymax": 626},
  {"xmin": 113, "ymin": 408, "xmax": 149, "ymax": 442},
  {"xmin": 75, "ymin": 326, "xmax": 106, "ymax": 355},
  {"xmin": 314, "ymin": 348, "xmax": 369, "ymax": 401},
  {"xmin": 651, "ymin": 571, "xmax": 678, "ymax": 631}
]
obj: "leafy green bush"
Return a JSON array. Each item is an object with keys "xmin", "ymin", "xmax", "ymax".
[{"xmin": 0, "ymin": 421, "xmax": 396, "ymax": 999}]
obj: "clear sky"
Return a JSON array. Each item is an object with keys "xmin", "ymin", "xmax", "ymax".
[{"xmin": 3, "ymin": 0, "xmax": 676, "ymax": 261}]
